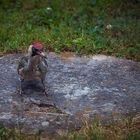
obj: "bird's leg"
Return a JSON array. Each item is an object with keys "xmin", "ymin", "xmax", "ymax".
[
  {"xmin": 19, "ymin": 79, "xmax": 24, "ymax": 95},
  {"xmin": 19, "ymin": 81, "xmax": 22, "ymax": 95},
  {"xmin": 41, "ymin": 79, "xmax": 48, "ymax": 96}
]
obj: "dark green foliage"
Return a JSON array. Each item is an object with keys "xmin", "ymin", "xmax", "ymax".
[
  {"xmin": 126, "ymin": 131, "xmax": 140, "ymax": 140},
  {"xmin": 60, "ymin": 115, "xmax": 140, "ymax": 140},
  {"xmin": 0, "ymin": 115, "xmax": 140, "ymax": 140},
  {"xmin": 0, "ymin": 0, "xmax": 139, "ymax": 61},
  {"xmin": 0, "ymin": 125, "xmax": 41, "ymax": 140}
]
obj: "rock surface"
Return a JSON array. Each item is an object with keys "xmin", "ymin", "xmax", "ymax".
[{"xmin": 0, "ymin": 52, "xmax": 140, "ymax": 136}]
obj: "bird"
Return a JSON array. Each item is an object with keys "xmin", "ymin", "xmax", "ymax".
[{"xmin": 17, "ymin": 42, "xmax": 48, "ymax": 95}]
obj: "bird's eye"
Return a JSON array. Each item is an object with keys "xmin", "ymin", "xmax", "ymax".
[
  {"xmin": 35, "ymin": 48, "xmax": 38, "ymax": 51},
  {"xmin": 32, "ymin": 47, "xmax": 38, "ymax": 51}
]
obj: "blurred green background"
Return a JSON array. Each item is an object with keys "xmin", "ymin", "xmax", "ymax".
[{"xmin": 0, "ymin": 0, "xmax": 139, "ymax": 61}]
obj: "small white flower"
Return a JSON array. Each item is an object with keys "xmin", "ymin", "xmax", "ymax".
[
  {"xmin": 106, "ymin": 24, "xmax": 112, "ymax": 29},
  {"xmin": 46, "ymin": 7, "xmax": 52, "ymax": 11}
]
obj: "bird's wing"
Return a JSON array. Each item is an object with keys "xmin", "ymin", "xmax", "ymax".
[
  {"xmin": 17, "ymin": 56, "xmax": 28, "ymax": 75},
  {"xmin": 42, "ymin": 57, "xmax": 48, "ymax": 68},
  {"xmin": 39, "ymin": 57, "xmax": 48, "ymax": 72}
]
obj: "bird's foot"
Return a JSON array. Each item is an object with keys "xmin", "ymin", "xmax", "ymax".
[
  {"xmin": 19, "ymin": 90, "xmax": 24, "ymax": 95},
  {"xmin": 16, "ymin": 86, "xmax": 24, "ymax": 95},
  {"xmin": 43, "ymin": 89, "xmax": 48, "ymax": 97},
  {"xmin": 16, "ymin": 88, "xmax": 23, "ymax": 95}
]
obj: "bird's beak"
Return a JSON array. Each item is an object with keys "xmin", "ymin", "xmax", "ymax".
[{"xmin": 37, "ymin": 51, "xmax": 47, "ymax": 58}]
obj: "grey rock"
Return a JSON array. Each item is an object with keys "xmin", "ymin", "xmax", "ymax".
[
  {"xmin": 0, "ymin": 53, "xmax": 140, "ymax": 136},
  {"xmin": 41, "ymin": 121, "xmax": 49, "ymax": 127}
]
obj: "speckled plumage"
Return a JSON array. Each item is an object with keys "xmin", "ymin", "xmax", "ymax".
[
  {"xmin": 17, "ymin": 55, "xmax": 48, "ymax": 81},
  {"xmin": 17, "ymin": 44, "xmax": 48, "ymax": 94}
]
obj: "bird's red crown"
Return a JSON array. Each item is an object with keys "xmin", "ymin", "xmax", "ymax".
[{"xmin": 32, "ymin": 42, "xmax": 43, "ymax": 50}]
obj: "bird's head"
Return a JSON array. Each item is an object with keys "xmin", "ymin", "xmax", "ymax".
[{"xmin": 28, "ymin": 42, "xmax": 46, "ymax": 58}]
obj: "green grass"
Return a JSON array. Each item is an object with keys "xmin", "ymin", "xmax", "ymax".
[
  {"xmin": 60, "ymin": 114, "xmax": 140, "ymax": 140},
  {"xmin": 0, "ymin": 0, "xmax": 140, "ymax": 61},
  {"xmin": 0, "ymin": 114, "xmax": 140, "ymax": 140},
  {"xmin": 0, "ymin": 126, "xmax": 41, "ymax": 140}
]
